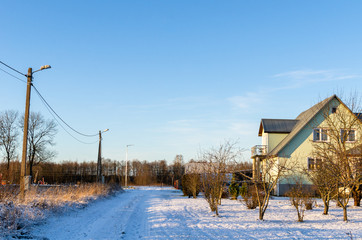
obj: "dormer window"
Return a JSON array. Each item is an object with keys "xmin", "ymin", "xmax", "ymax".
[{"xmin": 313, "ymin": 128, "xmax": 328, "ymax": 142}]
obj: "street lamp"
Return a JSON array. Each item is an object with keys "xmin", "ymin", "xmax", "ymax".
[
  {"xmin": 97, "ymin": 128, "xmax": 109, "ymax": 183},
  {"xmin": 20, "ymin": 65, "xmax": 51, "ymax": 201},
  {"xmin": 125, "ymin": 144, "xmax": 134, "ymax": 188}
]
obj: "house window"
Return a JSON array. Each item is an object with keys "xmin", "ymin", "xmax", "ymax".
[
  {"xmin": 313, "ymin": 128, "xmax": 328, "ymax": 142},
  {"xmin": 332, "ymin": 107, "xmax": 337, "ymax": 113},
  {"xmin": 340, "ymin": 129, "xmax": 356, "ymax": 142},
  {"xmin": 308, "ymin": 158, "xmax": 321, "ymax": 170}
]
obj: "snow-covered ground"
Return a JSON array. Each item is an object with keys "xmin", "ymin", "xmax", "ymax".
[{"xmin": 28, "ymin": 187, "xmax": 361, "ymax": 240}]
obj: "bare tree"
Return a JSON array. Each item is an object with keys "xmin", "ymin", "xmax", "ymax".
[
  {"xmin": 200, "ymin": 140, "xmax": 242, "ymax": 216},
  {"xmin": 304, "ymin": 162, "xmax": 336, "ymax": 215},
  {"xmin": 0, "ymin": 110, "xmax": 19, "ymax": 183},
  {"xmin": 19, "ymin": 112, "xmax": 57, "ymax": 178},
  {"xmin": 286, "ymin": 179, "xmax": 314, "ymax": 222},
  {"xmin": 255, "ymin": 157, "xmax": 290, "ymax": 220},
  {"xmin": 311, "ymin": 95, "xmax": 361, "ymax": 221}
]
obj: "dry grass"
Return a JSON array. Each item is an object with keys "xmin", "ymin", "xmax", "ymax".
[
  {"xmin": 0, "ymin": 183, "xmax": 122, "ymax": 237},
  {"xmin": 24, "ymin": 183, "xmax": 120, "ymax": 207}
]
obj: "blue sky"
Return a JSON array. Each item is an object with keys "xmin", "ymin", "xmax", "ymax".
[{"xmin": 1, "ymin": 1, "xmax": 361, "ymax": 163}]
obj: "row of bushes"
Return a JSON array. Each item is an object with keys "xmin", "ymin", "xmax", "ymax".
[{"xmin": 180, "ymin": 175, "xmax": 322, "ymax": 222}]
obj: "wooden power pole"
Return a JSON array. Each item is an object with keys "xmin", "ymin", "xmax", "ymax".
[
  {"xmin": 20, "ymin": 68, "xmax": 32, "ymax": 201},
  {"xmin": 97, "ymin": 130, "xmax": 102, "ymax": 183}
]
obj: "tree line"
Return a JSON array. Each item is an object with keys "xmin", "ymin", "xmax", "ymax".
[
  {"xmin": 0, "ymin": 154, "xmax": 186, "ymax": 187},
  {"xmin": 0, "ymin": 109, "xmax": 187, "ymax": 186}
]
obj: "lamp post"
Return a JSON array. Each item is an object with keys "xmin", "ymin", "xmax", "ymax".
[
  {"xmin": 97, "ymin": 128, "xmax": 109, "ymax": 183},
  {"xmin": 125, "ymin": 144, "xmax": 134, "ymax": 188},
  {"xmin": 20, "ymin": 65, "xmax": 51, "ymax": 201}
]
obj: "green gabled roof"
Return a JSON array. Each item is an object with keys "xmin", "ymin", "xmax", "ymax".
[{"xmin": 268, "ymin": 94, "xmax": 338, "ymax": 156}]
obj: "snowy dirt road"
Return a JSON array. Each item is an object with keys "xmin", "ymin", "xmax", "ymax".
[
  {"xmin": 29, "ymin": 187, "xmax": 362, "ymax": 240},
  {"xmin": 30, "ymin": 187, "xmax": 174, "ymax": 240}
]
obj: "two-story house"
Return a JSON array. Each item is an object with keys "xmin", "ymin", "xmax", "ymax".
[{"xmin": 251, "ymin": 95, "xmax": 361, "ymax": 195}]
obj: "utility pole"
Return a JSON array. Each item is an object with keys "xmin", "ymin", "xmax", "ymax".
[
  {"xmin": 125, "ymin": 146, "xmax": 128, "ymax": 188},
  {"xmin": 125, "ymin": 144, "xmax": 134, "ymax": 188},
  {"xmin": 97, "ymin": 130, "xmax": 102, "ymax": 183},
  {"xmin": 97, "ymin": 129, "xmax": 109, "ymax": 183},
  {"xmin": 19, "ymin": 65, "xmax": 51, "ymax": 201},
  {"xmin": 20, "ymin": 68, "xmax": 32, "ymax": 201}
]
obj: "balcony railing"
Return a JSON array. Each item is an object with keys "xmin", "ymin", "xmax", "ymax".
[{"xmin": 251, "ymin": 145, "xmax": 268, "ymax": 158}]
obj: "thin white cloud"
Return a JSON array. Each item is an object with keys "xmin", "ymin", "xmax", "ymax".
[
  {"xmin": 227, "ymin": 69, "xmax": 360, "ymax": 111},
  {"xmin": 273, "ymin": 69, "xmax": 360, "ymax": 90},
  {"xmin": 228, "ymin": 92, "xmax": 264, "ymax": 109}
]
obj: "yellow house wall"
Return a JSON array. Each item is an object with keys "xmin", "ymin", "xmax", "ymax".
[
  {"xmin": 268, "ymin": 133, "xmax": 288, "ymax": 153},
  {"xmin": 261, "ymin": 130, "xmax": 288, "ymax": 153}
]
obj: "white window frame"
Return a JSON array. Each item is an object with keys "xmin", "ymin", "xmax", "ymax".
[
  {"xmin": 313, "ymin": 128, "xmax": 329, "ymax": 142},
  {"xmin": 340, "ymin": 129, "xmax": 356, "ymax": 143},
  {"xmin": 308, "ymin": 157, "xmax": 321, "ymax": 171}
]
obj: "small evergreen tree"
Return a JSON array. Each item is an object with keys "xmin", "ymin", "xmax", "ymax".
[
  {"xmin": 228, "ymin": 173, "xmax": 240, "ymax": 200},
  {"xmin": 240, "ymin": 182, "xmax": 248, "ymax": 197}
]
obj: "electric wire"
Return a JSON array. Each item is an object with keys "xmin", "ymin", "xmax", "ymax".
[
  {"xmin": 32, "ymin": 85, "xmax": 99, "ymax": 144},
  {"xmin": 0, "ymin": 60, "xmax": 26, "ymax": 76},
  {"xmin": 43, "ymin": 99, "xmax": 98, "ymax": 145},
  {"xmin": 0, "ymin": 67, "xmax": 27, "ymax": 83},
  {"xmin": 32, "ymin": 85, "xmax": 99, "ymax": 137},
  {"xmin": 0, "ymin": 60, "xmax": 99, "ymax": 143},
  {"xmin": 33, "ymin": 86, "xmax": 99, "ymax": 145}
]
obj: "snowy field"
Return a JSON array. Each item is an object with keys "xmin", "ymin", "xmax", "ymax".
[{"xmin": 27, "ymin": 186, "xmax": 361, "ymax": 240}]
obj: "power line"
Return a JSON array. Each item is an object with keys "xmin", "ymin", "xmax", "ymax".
[
  {"xmin": 0, "ymin": 60, "xmax": 99, "ymax": 143},
  {"xmin": 35, "ymin": 89, "xmax": 99, "ymax": 145},
  {"xmin": 0, "ymin": 67, "xmax": 26, "ymax": 83},
  {"xmin": 41, "ymin": 99, "xmax": 99, "ymax": 145},
  {"xmin": 0, "ymin": 60, "xmax": 26, "ymax": 76},
  {"xmin": 32, "ymin": 85, "xmax": 99, "ymax": 140}
]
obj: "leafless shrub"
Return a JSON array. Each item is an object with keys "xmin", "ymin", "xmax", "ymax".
[
  {"xmin": 241, "ymin": 156, "xmax": 292, "ymax": 220},
  {"xmin": 241, "ymin": 187, "xmax": 258, "ymax": 209},
  {"xmin": 305, "ymin": 197, "xmax": 316, "ymax": 210},
  {"xmin": 287, "ymin": 182, "xmax": 314, "ymax": 222},
  {"xmin": 200, "ymin": 140, "xmax": 244, "ymax": 216}
]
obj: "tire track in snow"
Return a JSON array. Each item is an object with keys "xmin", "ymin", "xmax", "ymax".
[
  {"xmin": 120, "ymin": 192, "xmax": 150, "ymax": 239},
  {"xmin": 182, "ymin": 205, "xmax": 218, "ymax": 239},
  {"xmin": 30, "ymin": 190, "xmax": 147, "ymax": 240}
]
